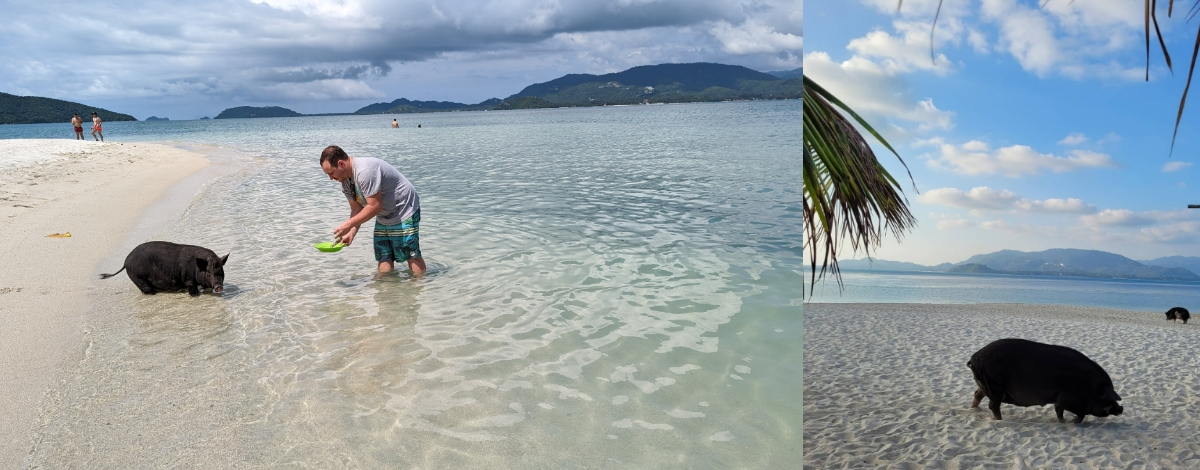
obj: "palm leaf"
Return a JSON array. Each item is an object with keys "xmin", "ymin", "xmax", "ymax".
[{"xmin": 803, "ymin": 76, "xmax": 918, "ymax": 296}]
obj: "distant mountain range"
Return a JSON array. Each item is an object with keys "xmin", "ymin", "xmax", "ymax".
[
  {"xmin": 212, "ymin": 62, "xmax": 801, "ymax": 118},
  {"xmin": 2, "ymin": 63, "xmax": 800, "ymax": 123},
  {"xmin": 841, "ymin": 249, "xmax": 1200, "ymax": 281},
  {"xmin": 0, "ymin": 92, "xmax": 136, "ymax": 125}
]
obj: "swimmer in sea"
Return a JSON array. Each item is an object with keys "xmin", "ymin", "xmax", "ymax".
[{"xmin": 392, "ymin": 119, "xmax": 399, "ymax": 128}]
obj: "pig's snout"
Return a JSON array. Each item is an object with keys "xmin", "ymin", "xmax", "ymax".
[{"xmin": 213, "ymin": 285, "xmax": 224, "ymax": 294}]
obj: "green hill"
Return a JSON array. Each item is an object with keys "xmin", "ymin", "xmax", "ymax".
[
  {"xmin": 354, "ymin": 98, "xmax": 501, "ymax": 114},
  {"xmin": 507, "ymin": 63, "xmax": 800, "ymax": 105},
  {"xmin": 948, "ymin": 263, "xmax": 999, "ymax": 274},
  {"xmin": 214, "ymin": 106, "xmax": 304, "ymax": 119},
  {"xmin": 493, "ymin": 96, "xmax": 558, "ymax": 110},
  {"xmin": 0, "ymin": 92, "xmax": 136, "ymax": 125}
]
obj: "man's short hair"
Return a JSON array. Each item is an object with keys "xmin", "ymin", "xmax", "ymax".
[{"xmin": 320, "ymin": 145, "xmax": 349, "ymax": 166}]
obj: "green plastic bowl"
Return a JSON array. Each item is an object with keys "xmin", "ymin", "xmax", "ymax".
[{"xmin": 314, "ymin": 242, "xmax": 345, "ymax": 253}]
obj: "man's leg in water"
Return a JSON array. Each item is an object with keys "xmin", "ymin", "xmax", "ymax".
[
  {"xmin": 408, "ymin": 257, "xmax": 426, "ymax": 275},
  {"xmin": 378, "ymin": 260, "xmax": 395, "ymax": 276}
]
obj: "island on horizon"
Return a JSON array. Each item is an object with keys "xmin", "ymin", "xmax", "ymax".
[{"xmin": 839, "ymin": 248, "xmax": 1200, "ymax": 282}]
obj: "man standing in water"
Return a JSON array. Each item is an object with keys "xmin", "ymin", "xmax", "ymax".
[
  {"xmin": 90, "ymin": 112, "xmax": 103, "ymax": 141},
  {"xmin": 71, "ymin": 114, "xmax": 84, "ymax": 140},
  {"xmin": 320, "ymin": 145, "xmax": 426, "ymax": 276}
]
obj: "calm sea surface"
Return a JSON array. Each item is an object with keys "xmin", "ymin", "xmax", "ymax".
[
  {"xmin": 806, "ymin": 269, "xmax": 1200, "ymax": 312},
  {"xmin": 3, "ymin": 102, "xmax": 802, "ymax": 467}
]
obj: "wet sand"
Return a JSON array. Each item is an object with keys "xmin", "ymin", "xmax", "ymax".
[
  {"xmin": 0, "ymin": 139, "xmax": 209, "ymax": 467},
  {"xmin": 804, "ymin": 303, "xmax": 1200, "ymax": 469}
]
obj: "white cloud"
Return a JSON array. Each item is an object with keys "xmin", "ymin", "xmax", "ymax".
[
  {"xmin": 1163, "ymin": 161, "xmax": 1193, "ymax": 173},
  {"xmin": 846, "ymin": 20, "xmax": 958, "ymax": 74},
  {"xmin": 711, "ymin": 20, "xmax": 803, "ymax": 55},
  {"xmin": 1139, "ymin": 221, "xmax": 1200, "ymax": 244},
  {"xmin": 979, "ymin": 219, "xmax": 1011, "ymax": 231},
  {"xmin": 924, "ymin": 139, "xmax": 1118, "ymax": 177},
  {"xmin": 256, "ymin": 78, "xmax": 386, "ymax": 101},
  {"xmin": 979, "ymin": 0, "xmax": 1144, "ymax": 80},
  {"xmin": 967, "ymin": 28, "xmax": 989, "ymax": 54},
  {"xmin": 919, "ymin": 186, "xmax": 1019, "ymax": 210},
  {"xmin": 1058, "ymin": 133, "xmax": 1088, "ymax": 145},
  {"xmin": 980, "ymin": 0, "xmax": 1059, "ymax": 75},
  {"xmin": 937, "ymin": 218, "xmax": 974, "ymax": 230},
  {"xmin": 1013, "ymin": 198, "xmax": 1097, "ymax": 214},
  {"xmin": 921, "ymin": 186, "xmax": 1098, "ymax": 215},
  {"xmin": 1080, "ymin": 209, "xmax": 1155, "ymax": 229},
  {"xmin": 803, "ymin": 51, "xmax": 954, "ymax": 140}
]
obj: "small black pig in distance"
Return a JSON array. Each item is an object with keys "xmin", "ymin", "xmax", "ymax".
[
  {"xmin": 100, "ymin": 241, "xmax": 228, "ymax": 296},
  {"xmin": 1166, "ymin": 307, "xmax": 1190, "ymax": 324},
  {"xmin": 968, "ymin": 338, "xmax": 1122, "ymax": 424}
]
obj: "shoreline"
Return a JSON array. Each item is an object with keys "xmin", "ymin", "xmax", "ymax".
[
  {"xmin": 0, "ymin": 139, "xmax": 215, "ymax": 467},
  {"xmin": 804, "ymin": 302, "xmax": 1200, "ymax": 469}
]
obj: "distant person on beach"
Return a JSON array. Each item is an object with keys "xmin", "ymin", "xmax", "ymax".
[
  {"xmin": 90, "ymin": 112, "xmax": 104, "ymax": 142},
  {"xmin": 71, "ymin": 114, "xmax": 84, "ymax": 140},
  {"xmin": 320, "ymin": 145, "xmax": 426, "ymax": 276},
  {"xmin": 392, "ymin": 119, "xmax": 399, "ymax": 128}
]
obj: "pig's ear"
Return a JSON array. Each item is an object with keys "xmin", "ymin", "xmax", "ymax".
[
  {"xmin": 221, "ymin": 254, "xmax": 229, "ymax": 265},
  {"xmin": 196, "ymin": 257, "xmax": 209, "ymax": 271}
]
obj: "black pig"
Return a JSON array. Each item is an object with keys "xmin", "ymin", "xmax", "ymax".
[
  {"xmin": 1166, "ymin": 307, "xmax": 1190, "ymax": 324},
  {"xmin": 967, "ymin": 338, "xmax": 1123, "ymax": 423},
  {"xmin": 100, "ymin": 241, "xmax": 228, "ymax": 296}
]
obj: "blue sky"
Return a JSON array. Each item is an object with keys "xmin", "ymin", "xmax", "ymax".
[
  {"xmin": 808, "ymin": 0, "xmax": 1200, "ymax": 264},
  {"xmin": 0, "ymin": 0, "xmax": 800, "ymax": 119}
]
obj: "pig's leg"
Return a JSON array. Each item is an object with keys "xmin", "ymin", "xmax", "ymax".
[
  {"xmin": 972, "ymin": 388, "xmax": 985, "ymax": 408},
  {"xmin": 185, "ymin": 282, "xmax": 201, "ymax": 297},
  {"xmin": 131, "ymin": 276, "xmax": 157, "ymax": 295},
  {"xmin": 1072, "ymin": 413, "xmax": 1085, "ymax": 424},
  {"xmin": 988, "ymin": 398, "xmax": 1002, "ymax": 420},
  {"xmin": 1055, "ymin": 404, "xmax": 1065, "ymax": 422}
]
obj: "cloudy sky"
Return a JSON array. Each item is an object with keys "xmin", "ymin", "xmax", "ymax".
[
  {"xmin": 809, "ymin": 0, "xmax": 1200, "ymax": 264},
  {"xmin": 0, "ymin": 0, "xmax": 801, "ymax": 119}
]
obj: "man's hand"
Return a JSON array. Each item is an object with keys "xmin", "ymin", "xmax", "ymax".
[{"xmin": 335, "ymin": 224, "xmax": 360, "ymax": 246}]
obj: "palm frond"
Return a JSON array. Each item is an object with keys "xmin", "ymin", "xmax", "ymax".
[{"xmin": 803, "ymin": 76, "xmax": 918, "ymax": 297}]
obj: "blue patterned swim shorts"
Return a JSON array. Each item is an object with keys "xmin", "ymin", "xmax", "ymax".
[{"xmin": 373, "ymin": 210, "xmax": 422, "ymax": 262}]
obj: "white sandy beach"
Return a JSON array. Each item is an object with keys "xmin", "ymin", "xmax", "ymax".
[
  {"xmin": 0, "ymin": 139, "xmax": 209, "ymax": 468},
  {"xmin": 804, "ymin": 303, "xmax": 1200, "ymax": 469}
]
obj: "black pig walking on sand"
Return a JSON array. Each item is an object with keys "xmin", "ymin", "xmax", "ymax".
[
  {"xmin": 100, "ymin": 241, "xmax": 228, "ymax": 296},
  {"xmin": 968, "ymin": 338, "xmax": 1123, "ymax": 424},
  {"xmin": 1166, "ymin": 307, "xmax": 1191, "ymax": 324}
]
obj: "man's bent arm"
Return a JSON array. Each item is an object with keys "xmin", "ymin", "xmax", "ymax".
[{"xmin": 339, "ymin": 193, "xmax": 383, "ymax": 233}]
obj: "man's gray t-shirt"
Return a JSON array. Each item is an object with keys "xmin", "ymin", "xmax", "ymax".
[{"xmin": 340, "ymin": 157, "xmax": 420, "ymax": 226}]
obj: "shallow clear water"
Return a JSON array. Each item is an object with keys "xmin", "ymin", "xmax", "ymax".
[
  {"xmin": 807, "ymin": 269, "xmax": 1200, "ymax": 312},
  {"xmin": 8, "ymin": 102, "xmax": 802, "ymax": 467}
]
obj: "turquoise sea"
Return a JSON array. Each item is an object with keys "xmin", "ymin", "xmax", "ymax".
[
  {"xmin": 806, "ymin": 269, "xmax": 1200, "ymax": 312},
  {"xmin": 3, "ymin": 101, "xmax": 802, "ymax": 467}
]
